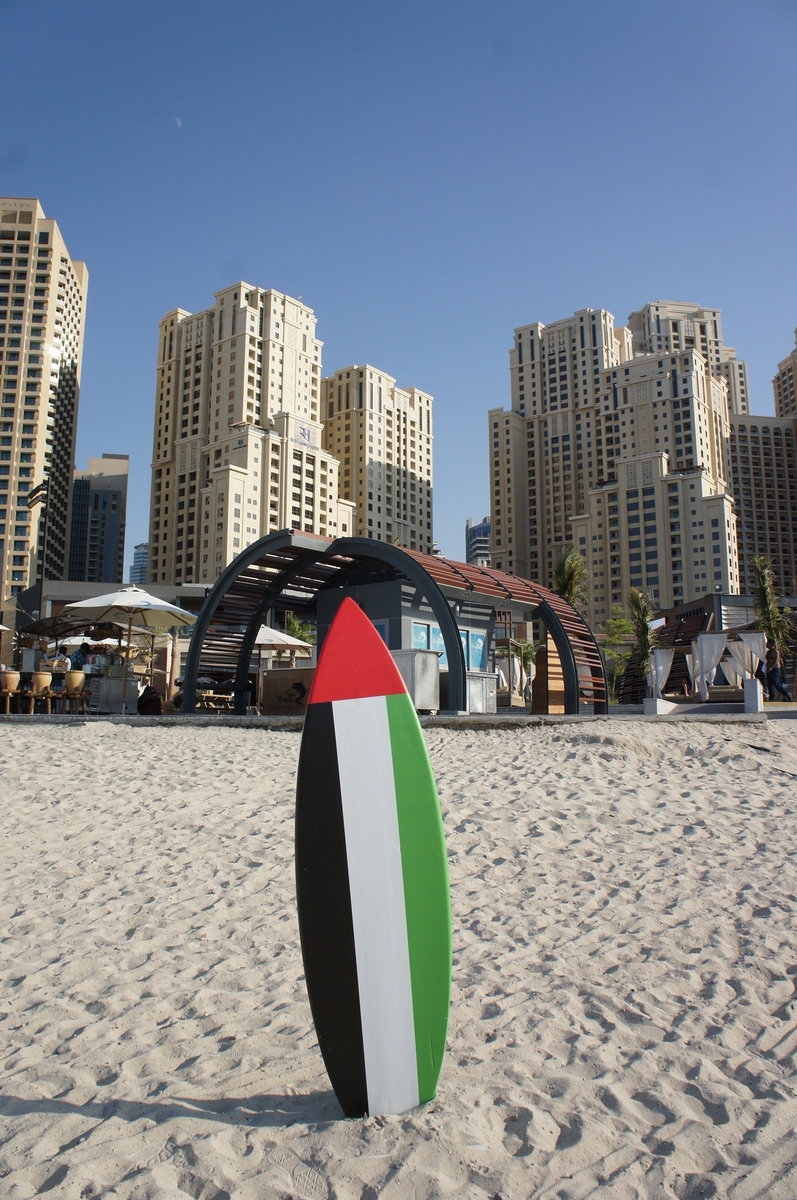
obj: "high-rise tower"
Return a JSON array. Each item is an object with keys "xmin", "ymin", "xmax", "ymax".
[
  {"xmin": 321, "ymin": 365, "xmax": 433, "ymax": 551},
  {"xmin": 773, "ymin": 329, "xmax": 797, "ymax": 418},
  {"xmin": 489, "ymin": 302, "xmax": 740, "ymax": 627},
  {"xmin": 148, "ymin": 285, "xmax": 353, "ymax": 585},
  {"xmin": 68, "ymin": 453, "xmax": 128, "ymax": 583},
  {"xmin": 129, "ymin": 542, "xmax": 149, "ymax": 585},
  {"xmin": 627, "ymin": 301, "xmax": 749, "ymax": 415},
  {"xmin": 0, "ymin": 197, "xmax": 87, "ymax": 597}
]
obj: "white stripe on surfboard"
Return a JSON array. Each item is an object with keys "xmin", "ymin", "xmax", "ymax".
[{"xmin": 332, "ymin": 694, "xmax": 419, "ymax": 1115}]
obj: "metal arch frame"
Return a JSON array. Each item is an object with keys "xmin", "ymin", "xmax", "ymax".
[
  {"xmin": 183, "ymin": 530, "xmax": 322, "ymax": 713},
  {"xmin": 535, "ymin": 599, "xmax": 581, "ymax": 714},
  {"xmin": 184, "ymin": 532, "xmax": 469, "ymax": 714},
  {"xmin": 579, "ymin": 618, "xmax": 607, "ymax": 715},
  {"xmin": 455, "ymin": 560, "xmax": 606, "ymax": 711},
  {"xmin": 537, "ymin": 600, "xmax": 608, "ymax": 715},
  {"xmin": 183, "ymin": 530, "xmax": 599, "ymax": 717},
  {"xmin": 331, "ymin": 538, "xmax": 468, "ymax": 712},
  {"xmin": 231, "ymin": 550, "xmax": 332, "ymax": 713}
]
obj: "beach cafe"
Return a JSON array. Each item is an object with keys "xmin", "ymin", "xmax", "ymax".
[{"xmin": 0, "ymin": 579, "xmax": 205, "ymax": 714}]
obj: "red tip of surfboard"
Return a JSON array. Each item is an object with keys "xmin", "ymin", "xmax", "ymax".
[{"xmin": 307, "ymin": 596, "xmax": 407, "ymax": 704}]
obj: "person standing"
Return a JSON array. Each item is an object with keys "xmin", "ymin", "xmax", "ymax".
[
  {"xmin": 765, "ymin": 639, "xmax": 792, "ymax": 701},
  {"xmin": 69, "ymin": 642, "xmax": 92, "ymax": 670}
]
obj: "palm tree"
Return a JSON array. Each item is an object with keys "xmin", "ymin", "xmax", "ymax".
[
  {"xmin": 627, "ymin": 587, "xmax": 658, "ymax": 681},
  {"xmin": 602, "ymin": 603, "xmax": 635, "ymax": 701},
  {"xmin": 751, "ymin": 555, "xmax": 792, "ymax": 658},
  {"xmin": 276, "ymin": 612, "xmax": 316, "ymax": 667},
  {"xmin": 516, "ymin": 640, "xmax": 536, "ymax": 669},
  {"xmin": 285, "ymin": 611, "xmax": 316, "ymax": 646},
  {"xmin": 552, "ymin": 543, "xmax": 588, "ymax": 610}
]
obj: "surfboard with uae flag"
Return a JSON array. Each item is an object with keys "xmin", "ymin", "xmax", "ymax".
[{"xmin": 295, "ymin": 596, "xmax": 451, "ymax": 1118}]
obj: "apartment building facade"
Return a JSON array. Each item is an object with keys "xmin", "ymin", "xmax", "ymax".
[
  {"xmin": 321, "ymin": 365, "xmax": 433, "ymax": 551},
  {"xmin": 0, "ymin": 197, "xmax": 87, "ymax": 599},
  {"xmin": 489, "ymin": 307, "xmax": 632, "ymax": 583},
  {"xmin": 147, "ymin": 285, "xmax": 354, "ymax": 586},
  {"xmin": 489, "ymin": 302, "xmax": 742, "ymax": 628},
  {"xmin": 728, "ymin": 414, "xmax": 797, "ymax": 596},
  {"xmin": 627, "ymin": 301, "xmax": 749, "ymax": 415},
  {"xmin": 67, "ymin": 454, "xmax": 128, "ymax": 584},
  {"xmin": 773, "ymin": 330, "xmax": 797, "ymax": 418}
]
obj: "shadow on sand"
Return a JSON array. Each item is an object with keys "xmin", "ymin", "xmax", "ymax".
[{"xmin": 0, "ymin": 1087, "xmax": 345, "ymax": 1149}]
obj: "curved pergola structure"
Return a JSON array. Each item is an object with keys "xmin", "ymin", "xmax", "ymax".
[{"xmin": 182, "ymin": 532, "xmax": 606, "ymax": 715}]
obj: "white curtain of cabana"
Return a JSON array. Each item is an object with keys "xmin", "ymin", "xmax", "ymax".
[
  {"xmin": 740, "ymin": 631, "xmax": 767, "ymax": 666},
  {"xmin": 726, "ymin": 632, "xmax": 766, "ymax": 681},
  {"xmin": 693, "ymin": 633, "xmax": 728, "ymax": 701},
  {"xmin": 647, "ymin": 647, "xmax": 674, "ymax": 698},
  {"xmin": 728, "ymin": 640, "xmax": 755, "ymax": 679},
  {"xmin": 688, "ymin": 642, "xmax": 702, "ymax": 695},
  {"xmin": 721, "ymin": 656, "xmax": 741, "ymax": 686}
]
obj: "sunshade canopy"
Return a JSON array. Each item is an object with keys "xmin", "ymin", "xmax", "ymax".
[
  {"xmin": 63, "ymin": 585, "xmax": 195, "ymax": 630},
  {"xmin": 63, "ymin": 586, "xmax": 196, "ymax": 714},
  {"xmin": 20, "ymin": 615, "xmax": 134, "ymax": 640},
  {"xmin": 254, "ymin": 625, "xmax": 313, "ymax": 649}
]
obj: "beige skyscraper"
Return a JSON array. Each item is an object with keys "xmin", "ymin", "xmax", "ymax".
[
  {"xmin": 489, "ymin": 307, "xmax": 631, "ymax": 582},
  {"xmin": 567, "ymin": 345, "xmax": 739, "ymax": 622},
  {"xmin": 773, "ymin": 329, "xmax": 797, "ymax": 417},
  {"xmin": 627, "ymin": 300, "xmax": 749, "ymax": 415},
  {"xmin": 489, "ymin": 302, "xmax": 740, "ymax": 629},
  {"xmin": 148, "ymin": 285, "xmax": 354, "ymax": 585},
  {"xmin": 0, "ymin": 197, "xmax": 87, "ymax": 600},
  {"xmin": 321, "ymin": 365, "xmax": 433, "ymax": 550}
]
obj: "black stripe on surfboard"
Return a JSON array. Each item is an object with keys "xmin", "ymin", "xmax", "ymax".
[{"xmin": 295, "ymin": 700, "xmax": 368, "ymax": 1118}]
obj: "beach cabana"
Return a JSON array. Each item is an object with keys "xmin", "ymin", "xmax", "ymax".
[{"xmin": 181, "ymin": 532, "xmax": 606, "ymax": 716}]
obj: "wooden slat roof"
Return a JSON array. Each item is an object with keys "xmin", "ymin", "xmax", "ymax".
[{"xmin": 400, "ymin": 551, "xmax": 605, "ymax": 705}]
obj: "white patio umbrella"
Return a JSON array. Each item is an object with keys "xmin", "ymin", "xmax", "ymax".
[
  {"xmin": 254, "ymin": 625, "xmax": 313, "ymax": 651},
  {"xmin": 0, "ymin": 623, "xmax": 10, "ymax": 632},
  {"xmin": 58, "ymin": 630, "xmax": 170, "ymax": 649},
  {"xmin": 64, "ymin": 586, "xmax": 196, "ymax": 713},
  {"xmin": 253, "ymin": 625, "xmax": 313, "ymax": 710}
]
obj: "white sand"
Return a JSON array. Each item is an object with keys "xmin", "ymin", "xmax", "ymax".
[{"xmin": 2, "ymin": 720, "xmax": 797, "ymax": 1199}]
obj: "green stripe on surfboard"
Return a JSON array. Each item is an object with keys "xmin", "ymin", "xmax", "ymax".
[{"xmin": 386, "ymin": 691, "xmax": 451, "ymax": 1102}]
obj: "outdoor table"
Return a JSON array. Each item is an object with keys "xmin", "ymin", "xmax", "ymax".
[{"xmin": 196, "ymin": 691, "xmax": 234, "ymax": 711}]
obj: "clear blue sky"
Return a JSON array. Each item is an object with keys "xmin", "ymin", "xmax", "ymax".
[{"xmin": 2, "ymin": 0, "xmax": 796, "ymax": 569}]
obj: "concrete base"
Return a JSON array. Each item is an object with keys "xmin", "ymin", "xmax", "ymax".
[
  {"xmin": 744, "ymin": 678, "xmax": 765, "ymax": 713},
  {"xmin": 0, "ymin": 710, "xmax": 769, "ymax": 727},
  {"xmin": 643, "ymin": 697, "xmax": 678, "ymax": 715}
]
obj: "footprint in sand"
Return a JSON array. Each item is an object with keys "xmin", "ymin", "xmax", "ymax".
[
  {"xmin": 176, "ymin": 1169, "xmax": 230, "ymax": 1200},
  {"xmin": 502, "ymin": 1106, "xmax": 534, "ymax": 1156},
  {"xmin": 268, "ymin": 1146, "xmax": 328, "ymax": 1200}
]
